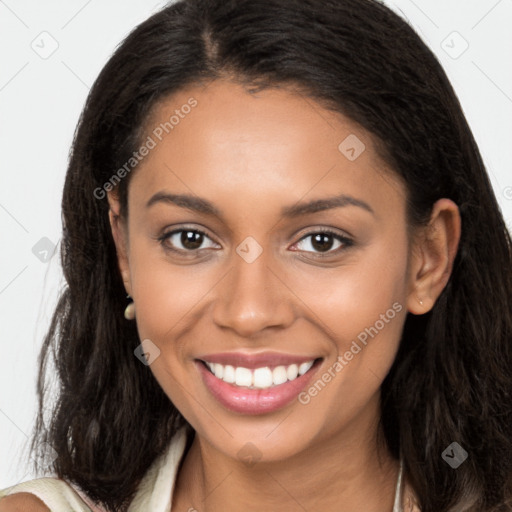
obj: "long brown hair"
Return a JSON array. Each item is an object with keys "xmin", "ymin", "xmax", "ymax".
[{"xmin": 30, "ymin": 1, "xmax": 512, "ymax": 510}]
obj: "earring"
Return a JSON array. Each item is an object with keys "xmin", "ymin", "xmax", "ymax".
[
  {"xmin": 124, "ymin": 296, "xmax": 135, "ymax": 320},
  {"xmin": 418, "ymin": 297, "xmax": 424, "ymax": 306}
]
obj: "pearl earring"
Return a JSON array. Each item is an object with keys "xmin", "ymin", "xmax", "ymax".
[
  {"xmin": 124, "ymin": 298, "xmax": 135, "ymax": 320},
  {"xmin": 418, "ymin": 297, "xmax": 424, "ymax": 306}
]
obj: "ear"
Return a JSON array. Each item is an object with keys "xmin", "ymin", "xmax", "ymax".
[
  {"xmin": 107, "ymin": 191, "xmax": 132, "ymax": 296},
  {"xmin": 406, "ymin": 198, "xmax": 461, "ymax": 315}
]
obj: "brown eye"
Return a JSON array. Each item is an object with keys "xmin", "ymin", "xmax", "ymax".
[
  {"xmin": 178, "ymin": 230, "xmax": 204, "ymax": 250},
  {"xmin": 159, "ymin": 228, "xmax": 219, "ymax": 253},
  {"xmin": 293, "ymin": 230, "xmax": 353, "ymax": 255}
]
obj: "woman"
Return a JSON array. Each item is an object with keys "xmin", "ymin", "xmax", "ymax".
[{"xmin": 1, "ymin": 0, "xmax": 511, "ymax": 510}]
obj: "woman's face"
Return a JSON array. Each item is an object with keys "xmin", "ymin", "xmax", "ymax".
[{"xmin": 111, "ymin": 79, "xmax": 420, "ymax": 462}]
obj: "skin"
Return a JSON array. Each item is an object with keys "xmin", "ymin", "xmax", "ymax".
[
  {"xmin": 0, "ymin": 493, "xmax": 50, "ymax": 511},
  {"xmin": 106, "ymin": 79, "xmax": 460, "ymax": 512}
]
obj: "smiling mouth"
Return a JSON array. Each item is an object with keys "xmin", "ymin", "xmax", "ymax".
[{"xmin": 197, "ymin": 358, "xmax": 323, "ymax": 390}]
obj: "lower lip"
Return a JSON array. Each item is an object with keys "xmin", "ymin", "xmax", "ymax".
[{"xmin": 196, "ymin": 359, "xmax": 321, "ymax": 415}]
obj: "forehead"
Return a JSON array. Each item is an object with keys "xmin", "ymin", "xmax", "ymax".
[{"xmin": 129, "ymin": 79, "xmax": 405, "ymax": 221}]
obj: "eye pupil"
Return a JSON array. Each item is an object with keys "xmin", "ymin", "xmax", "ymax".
[
  {"xmin": 181, "ymin": 230, "xmax": 203, "ymax": 250},
  {"xmin": 312, "ymin": 233, "xmax": 334, "ymax": 252}
]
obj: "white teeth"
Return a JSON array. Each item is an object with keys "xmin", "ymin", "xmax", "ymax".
[
  {"xmin": 214, "ymin": 363, "xmax": 224, "ymax": 379},
  {"xmin": 223, "ymin": 365, "xmax": 235, "ymax": 384},
  {"xmin": 235, "ymin": 367, "xmax": 253, "ymax": 387},
  {"xmin": 272, "ymin": 366, "xmax": 288, "ymax": 385},
  {"xmin": 298, "ymin": 361, "xmax": 314, "ymax": 376},
  {"xmin": 286, "ymin": 364, "xmax": 299, "ymax": 381},
  {"xmin": 203, "ymin": 359, "xmax": 317, "ymax": 389},
  {"xmin": 253, "ymin": 367, "xmax": 273, "ymax": 389}
]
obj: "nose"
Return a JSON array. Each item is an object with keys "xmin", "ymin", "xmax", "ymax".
[{"xmin": 212, "ymin": 249, "xmax": 295, "ymax": 338}]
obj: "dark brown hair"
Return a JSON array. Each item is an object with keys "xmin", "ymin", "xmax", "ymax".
[{"xmin": 29, "ymin": 0, "xmax": 512, "ymax": 511}]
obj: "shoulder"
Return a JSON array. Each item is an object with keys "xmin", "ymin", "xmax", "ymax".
[
  {"xmin": 0, "ymin": 477, "xmax": 92, "ymax": 512},
  {"xmin": 0, "ymin": 492, "xmax": 50, "ymax": 511}
]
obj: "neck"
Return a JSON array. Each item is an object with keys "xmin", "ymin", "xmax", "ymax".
[{"xmin": 172, "ymin": 397, "xmax": 399, "ymax": 512}]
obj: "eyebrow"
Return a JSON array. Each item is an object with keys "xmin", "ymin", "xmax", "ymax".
[{"xmin": 146, "ymin": 191, "xmax": 374, "ymax": 219}]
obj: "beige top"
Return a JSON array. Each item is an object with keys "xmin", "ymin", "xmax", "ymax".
[{"xmin": 0, "ymin": 428, "xmax": 420, "ymax": 511}]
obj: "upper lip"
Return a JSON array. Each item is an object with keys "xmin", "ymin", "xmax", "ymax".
[{"xmin": 196, "ymin": 351, "xmax": 321, "ymax": 369}]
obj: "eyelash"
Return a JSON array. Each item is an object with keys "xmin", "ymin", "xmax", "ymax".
[{"xmin": 157, "ymin": 226, "xmax": 354, "ymax": 258}]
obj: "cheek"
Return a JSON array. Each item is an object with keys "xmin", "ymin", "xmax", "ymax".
[
  {"xmin": 130, "ymin": 250, "xmax": 214, "ymax": 344},
  {"xmin": 126, "ymin": 243, "xmax": 214, "ymax": 415},
  {"xmin": 292, "ymin": 233, "xmax": 409, "ymax": 423},
  {"xmin": 290, "ymin": 228, "xmax": 409, "ymax": 348}
]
